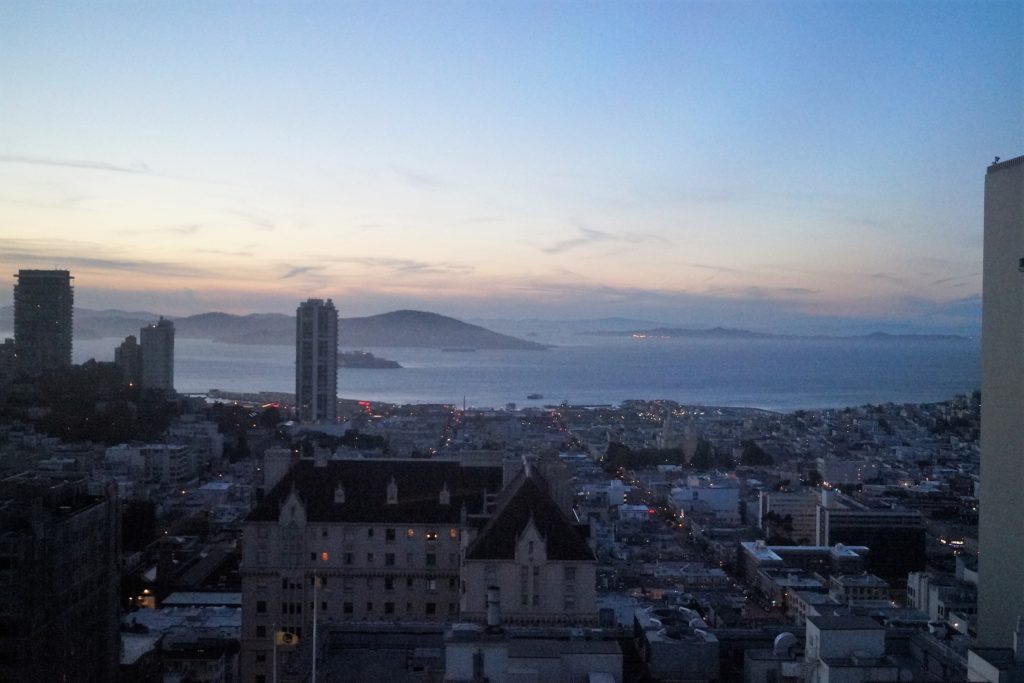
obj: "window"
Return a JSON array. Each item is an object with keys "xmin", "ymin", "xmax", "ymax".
[
  {"xmin": 256, "ymin": 600, "xmax": 267, "ymax": 613},
  {"xmin": 406, "ymin": 552, "xmax": 414, "ymax": 565},
  {"xmin": 449, "ymin": 528, "xmax": 458, "ymax": 539},
  {"xmin": 426, "ymin": 553, "xmax": 436, "ymax": 567},
  {"xmin": 321, "ymin": 527, "xmax": 329, "ymax": 538},
  {"xmin": 386, "ymin": 528, "xmax": 396, "ymax": 542},
  {"xmin": 385, "ymin": 553, "xmax": 395, "ymax": 566},
  {"xmin": 407, "ymin": 528, "xmax": 415, "ymax": 538},
  {"xmin": 366, "ymin": 602, "xmax": 374, "ymax": 612},
  {"xmin": 564, "ymin": 594, "xmax": 576, "ymax": 610},
  {"xmin": 256, "ymin": 625, "xmax": 266, "ymax": 638},
  {"xmin": 426, "ymin": 530, "xmax": 438, "ymax": 541},
  {"xmin": 533, "ymin": 594, "xmax": 539, "ymax": 606},
  {"xmin": 367, "ymin": 528, "xmax": 375, "ymax": 538},
  {"xmin": 385, "ymin": 602, "xmax": 395, "ymax": 615},
  {"xmin": 426, "ymin": 603, "xmax": 436, "ymax": 615},
  {"xmin": 449, "ymin": 602, "xmax": 458, "ymax": 615},
  {"xmin": 406, "ymin": 577, "xmax": 414, "ymax": 588},
  {"xmin": 321, "ymin": 601, "xmax": 327, "ymax": 611},
  {"xmin": 343, "ymin": 577, "xmax": 353, "ymax": 593},
  {"xmin": 564, "ymin": 566, "xmax": 576, "ymax": 582},
  {"xmin": 449, "ymin": 577, "xmax": 457, "ymax": 589},
  {"xmin": 281, "ymin": 602, "xmax": 288, "ymax": 614},
  {"xmin": 343, "ymin": 602, "xmax": 353, "ymax": 614},
  {"xmin": 256, "ymin": 653, "xmax": 266, "ymax": 663},
  {"xmin": 344, "ymin": 552, "xmax": 353, "ymax": 565},
  {"xmin": 367, "ymin": 553, "xmax": 374, "ymax": 564},
  {"xmin": 310, "ymin": 552, "xmax": 317, "ymax": 561},
  {"xmin": 406, "ymin": 602, "xmax": 413, "ymax": 614},
  {"xmin": 427, "ymin": 579, "xmax": 437, "ymax": 592},
  {"xmin": 256, "ymin": 676, "xmax": 266, "ymax": 683},
  {"xmin": 320, "ymin": 551, "xmax": 329, "ymax": 562}
]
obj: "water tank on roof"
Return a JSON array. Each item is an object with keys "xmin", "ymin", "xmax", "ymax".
[{"xmin": 773, "ymin": 632, "xmax": 798, "ymax": 657}]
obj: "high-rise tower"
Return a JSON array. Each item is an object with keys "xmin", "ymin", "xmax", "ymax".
[
  {"xmin": 978, "ymin": 154, "xmax": 1024, "ymax": 647},
  {"xmin": 12, "ymin": 269, "xmax": 73, "ymax": 377},
  {"xmin": 295, "ymin": 298, "xmax": 338, "ymax": 422},
  {"xmin": 140, "ymin": 317, "xmax": 175, "ymax": 394}
]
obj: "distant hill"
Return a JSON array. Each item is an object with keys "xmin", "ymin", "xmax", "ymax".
[
  {"xmin": 581, "ymin": 326, "xmax": 969, "ymax": 342},
  {"xmin": 0, "ymin": 306, "xmax": 545, "ymax": 350},
  {"xmin": 339, "ymin": 310, "xmax": 545, "ymax": 350}
]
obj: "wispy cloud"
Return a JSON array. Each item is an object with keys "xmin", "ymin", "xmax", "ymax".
[
  {"xmin": 0, "ymin": 238, "xmax": 214, "ymax": 278},
  {"xmin": 227, "ymin": 210, "xmax": 276, "ymax": 231},
  {"xmin": 0, "ymin": 153, "xmax": 151, "ymax": 174},
  {"xmin": 340, "ymin": 256, "xmax": 474, "ymax": 276},
  {"xmin": 392, "ymin": 166, "xmax": 446, "ymax": 190},
  {"xmin": 117, "ymin": 224, "xmax": 202, "ymax": 237},
  {"xmin": 281, "ymin": 265, "xmax": 324, "ymax": 279},
  {"xmin": 540, "ymin": 222, "xmax": 671, "ymax": 255}
]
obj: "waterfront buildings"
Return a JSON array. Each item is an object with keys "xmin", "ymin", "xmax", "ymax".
[
  {"xmin": 140, "ymin": 317, "xmax": 175, "ymax": 394},
  {"xmin": 978, "ymin": 154, "xmax": 1024, "ymax": 647},
  {"xmin": 295, "ymin": 298, "xmax": 338, "ymax": 423},
  {"xmin": 12, "ymin": 268, "xmax": 73, "ymax": 377}
]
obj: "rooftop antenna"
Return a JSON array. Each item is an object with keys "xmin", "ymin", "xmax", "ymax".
[{"xmin": 994, "ymin": 156, "xmax": 1001, "ymax": 164}]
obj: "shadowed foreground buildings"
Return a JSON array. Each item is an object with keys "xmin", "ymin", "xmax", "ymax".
[
  {"xmin": 0, "ymin": 473, "xmax": 120, "ymax": 682},
  {"xmin": 978, "ymin": 154, "xmax": 1024, "ymax": 648},
  {"xmin": 12, "ymin": 269, "xmax": 73, "ymax": 377}
]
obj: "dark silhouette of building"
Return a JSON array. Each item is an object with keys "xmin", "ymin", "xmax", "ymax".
[
  {"xmin": 13, "ymin": 269, "xmax": 73, "ymax": 377},
  {"xmin": 140, "ymin": 317, "xmax": 175, "ymax": 394},
  {"xmin": 115, "ymin": 334, "xmax": 142, "ymax": 386},
  {"xmin": 295, "ymin": 298, "xmax": 338, "ymax": 422},
  {"xmin": 0, "ymin": 472, "xmax": 120, "ymax": 681}
]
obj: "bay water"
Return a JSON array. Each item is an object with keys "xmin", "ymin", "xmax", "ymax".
[{"xmin": 74, "ymin": 336, "xmax": 979, "ymax": 412}]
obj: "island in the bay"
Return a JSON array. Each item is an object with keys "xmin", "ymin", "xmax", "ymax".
[{"xmin": 338, "ymin": 350, "xmax": 401, "ymax": 369}]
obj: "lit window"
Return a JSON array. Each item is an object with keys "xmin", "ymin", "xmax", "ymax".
[
  {"xmin": 407, "ymin": 528, "xmax": 415, "ymax": 538},
  {"xmin": 449, "ymin": 528, "xmax": 458, "ymax": 539},
  {"xmin": 426, "ymin": 531, "xmax": 438, "ymax": 541},
  {"xmin": 320, "ymin": 552, "xmax": 329, "ymax": 562}
]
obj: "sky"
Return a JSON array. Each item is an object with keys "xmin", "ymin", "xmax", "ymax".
[{"xmin": 0, "ymin": 1, "xmax": 1021, "ymax": 334}]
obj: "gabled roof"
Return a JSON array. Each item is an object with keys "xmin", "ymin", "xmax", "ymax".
[
  {"xmin": 464, "ymin": 472, "xmax": 594, "ymax": 562},
  {"xmin": 248, "ymin": 459, "xmax": 502, "ymax": 524}
]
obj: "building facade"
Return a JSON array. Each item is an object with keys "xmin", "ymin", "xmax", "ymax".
[
  {"xmin": 0, "ymin": 473, "xmax": 120, "ymax": 682},
  {"xmin": 295, "ymin": 298, "xmax": 338, "ymax": 423},
  {"xmin": 239, "ymin": 457, "xmax": 503, "ymax": 683},
  {"xmin": 979, "ymin": 154, "xmax": 1024, "ymax": 647},
  {"xmin": 13, "ymin": 269, "xmax": 73, "ymax": 377},
  {"xmin": 140, "ymin": 317, "xmax": 175, "ymax": 394},
  {"xmin": 460, "ymin": 470, "xmax": 598, "ymax": 626}
]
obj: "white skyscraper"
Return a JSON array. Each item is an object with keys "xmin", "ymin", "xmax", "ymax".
[
  {"xmin": 295, "ymin": 298, "xmax": 338, "ymax": 423},
  {"xmin": 978, "ymin": 154, "xmax": 1024, "ymax": 647},
  {"xmin": 140, "ymin": 317, "xmax": 175, "ymax": 394}
]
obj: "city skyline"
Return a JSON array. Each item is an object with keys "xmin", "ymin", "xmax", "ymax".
[{"xmin": 1, "ymin": 2, "xmax": 1021, "ymax": 334}]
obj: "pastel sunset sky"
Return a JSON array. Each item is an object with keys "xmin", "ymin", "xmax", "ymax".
[{"xmin": 1, "ymin": 1, "xmax": 1021, "ymax": 333}]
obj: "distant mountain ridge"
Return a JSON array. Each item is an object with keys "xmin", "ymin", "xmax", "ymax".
[
  {"xmin": 581, "ymin": 326, "xmax": 970, "ymax": 341},
  {"xmin": 0, "ymin": 306, "xmax": 545, "ymax": 350}
]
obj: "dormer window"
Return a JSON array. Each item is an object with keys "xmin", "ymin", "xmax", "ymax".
[
  {"xmin": 334, "ymin": 484, "xmax": 346, "ymax": 504},
  {"xmin": 386, "ymin": 477, "xmax": 398, "ymax": 505}
]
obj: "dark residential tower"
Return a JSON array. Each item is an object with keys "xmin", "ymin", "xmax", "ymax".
[
  {"xmin": 13, "ymin": 269, "xmax": 73, "ymax": 377},
  {"xmin": 140, "ymin": 317, "xmax": 175, "ymax": 394},
  {"xmin": 295, "ymin": 298, "xmax": 338, "ymax": 422}
]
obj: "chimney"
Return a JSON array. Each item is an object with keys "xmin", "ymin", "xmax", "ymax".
[{"xmin": 486, "ymin": 586, "xmax": 502, "ymax": 632}]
